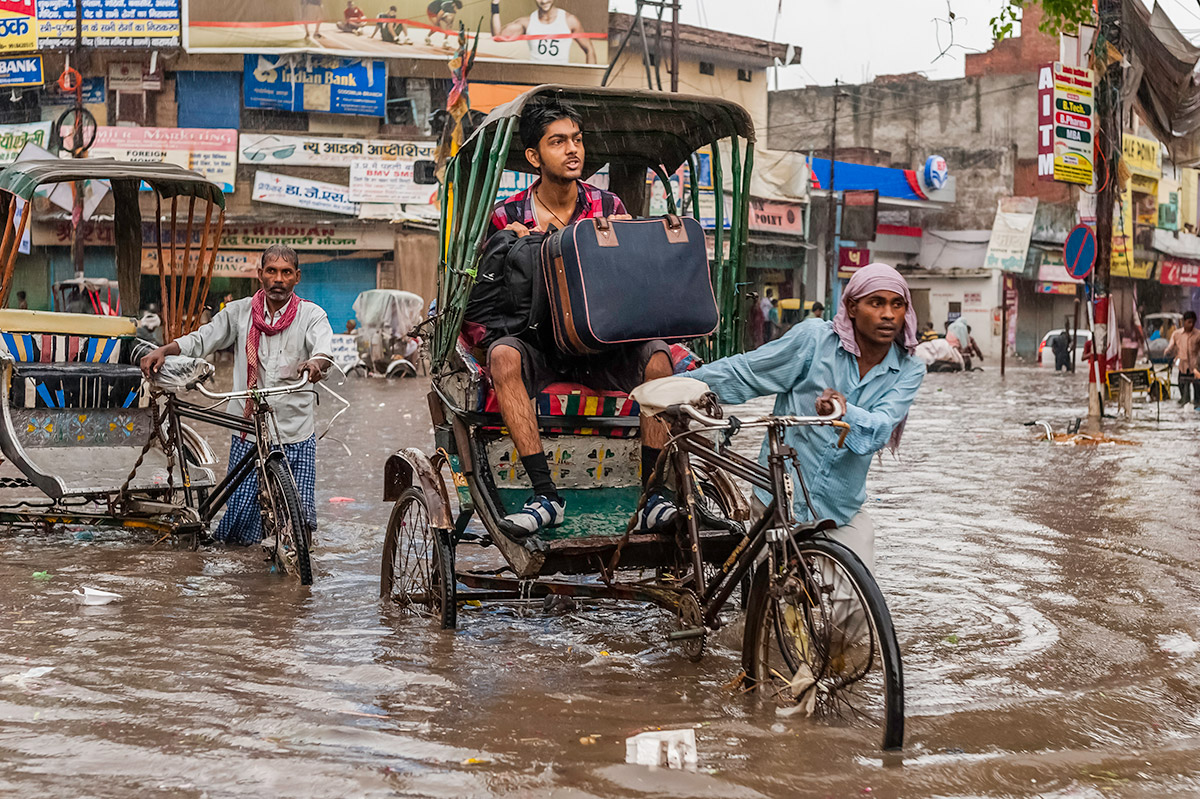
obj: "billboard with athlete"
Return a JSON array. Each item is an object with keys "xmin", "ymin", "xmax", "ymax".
[{"xmin": 184, "ymin": 0, "xmax": 608, "ymax": 67}]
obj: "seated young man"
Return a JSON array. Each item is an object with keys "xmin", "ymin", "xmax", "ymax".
[{"xmin": 487, "ymin": 97, "xmax": 674, "ymax": 538}]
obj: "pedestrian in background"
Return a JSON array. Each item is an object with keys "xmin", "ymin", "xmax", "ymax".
[
  {"xmin": 807, "ymin": 301, "xmax": 824, "ymax": 321},
  {"xmin": 1165, "ymin": 310, "xmax": 1200, "ymax": 407},
  {"xmin": 1051, "ymin": 328, "xmax": 1072, "ymax": 372}
]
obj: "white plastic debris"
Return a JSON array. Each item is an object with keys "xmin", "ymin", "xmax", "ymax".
[
  {"xmin": 2, "ymin": 666, "xmax": 55, "ymax": 689},
  {"xmin": 625, "ymin": 728, "xmax": 698, "ymax": 769},
  {"xmin": 72, "ymin": 586, "xmax": 123, "ymax": 606}
]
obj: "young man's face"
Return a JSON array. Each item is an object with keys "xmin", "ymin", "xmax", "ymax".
[
  {"xmin": 259, "ymin": 256, "xmax": 301, "ymax": 304},
  {"xmin": 1185, "ymin": 317, "xmax": 1196, "ymax": 332},
  {"xmin": 526, "ymin": 117, "xmax": 584, "ymax": 182},
  {"xmin": 535, "ymin": 0, "xmax": 556, "ymax": 11},
  {"xmin": 848, "ymin": 290, "xmax": 907, "ymax": 348}
]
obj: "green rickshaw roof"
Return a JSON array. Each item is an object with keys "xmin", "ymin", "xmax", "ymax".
[
  {"xmin": 0, "ymin": 159, "xmax": 226, "ymax": 209},
  {"xmin": 465, "ymin": 84, "xmax": 756, "ymax": 176}
]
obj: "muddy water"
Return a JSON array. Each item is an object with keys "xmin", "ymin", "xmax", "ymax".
[{"xmin": 2, "ymin": 366, "xmax": 1199, "ymax": 798}]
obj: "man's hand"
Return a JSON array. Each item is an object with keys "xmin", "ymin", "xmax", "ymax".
[
  {"xmin": 139, "ymin": 342, "xmax": 179, "ymax": 378},
  {"xmin": 297, "ymin": 359, "xmax": 327, "ymax": 384},
  {"xmin": 505, "ymin": 221, "xmax": 536, "ymax": 238},
  {"xmin": 815, "ymin": 388, "xmax": 847, "ymax": 418}
]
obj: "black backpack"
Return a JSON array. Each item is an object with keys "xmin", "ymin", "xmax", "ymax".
[{"xmin": 464, "ymin": 229, "xmax": 549, "ymax": 348}]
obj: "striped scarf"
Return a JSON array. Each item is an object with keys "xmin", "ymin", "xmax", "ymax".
[{"xmin": 245, "ymin": 290, "xmax": 302, "ymax": 418}]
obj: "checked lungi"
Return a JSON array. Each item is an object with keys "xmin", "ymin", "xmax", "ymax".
[{"xmin": 214, "ymin": 434, "xmax": 317, "ymax": 545}]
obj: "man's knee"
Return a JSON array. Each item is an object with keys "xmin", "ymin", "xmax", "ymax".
[
  {"xmin": 644, "ymin": 347, "xmax": 672, "ymax": 380},
  {"xmin": 489, "ymin": 344, "xmax": 524, "ymax": 385}
]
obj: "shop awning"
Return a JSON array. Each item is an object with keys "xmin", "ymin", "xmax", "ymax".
[{"xmin": 808, "ymin": 158, "xmax": 954, "ymax": 205}]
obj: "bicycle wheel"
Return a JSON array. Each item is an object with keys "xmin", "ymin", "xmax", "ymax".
[
  {"xmin": 380, "ymin": 487, "xmax": 456, "ymax": 629},
  {"xmin": 742, "ymin": 537, "xmax": 904, "ymax": 750},
  {"xmin": 260, "ymin": 456, "xmax": 314, "ymax": 586}
]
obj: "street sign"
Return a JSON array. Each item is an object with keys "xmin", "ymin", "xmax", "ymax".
[{"xmin": 1063, "ymin": 223, "xmax": 1096, "ymax": 279}]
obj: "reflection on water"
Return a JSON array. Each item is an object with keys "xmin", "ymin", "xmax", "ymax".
[{"xmin": 1, "ymin": 367, "xmax": 1199, "ymax": 797}]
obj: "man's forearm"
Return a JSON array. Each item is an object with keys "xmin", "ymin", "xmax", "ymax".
[{"xmin": 159, "ymin": 341, "xmax": 182, "ymax": 357}]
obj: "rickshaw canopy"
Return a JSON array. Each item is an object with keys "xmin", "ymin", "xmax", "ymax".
[
  {"xmin": 352, "ymin": 289, "xmax": 425, "ymax": 338},
  {"xmin": 0, "ymin": 159, "xmax": 226, "ymax": 209},
  {"xmin": 463, "ymin": 84, "xmax": 756, "ymax": 176}
]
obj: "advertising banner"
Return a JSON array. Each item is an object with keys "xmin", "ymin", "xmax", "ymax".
[
  {"xmin": 142, "ymin": 248, "xmax": 261, "ymax": 278},
  {"xmin": 37, "ymin": 219, "xmax": 395, "ymax": 250},
  {"xmin": 243, "ymin": 54, "xmax": 385, "ymax": 117},
  {"xmin": 186, "ymin": 0, "xmax": 608, "ymax": 67},
  {"xmin": 0, "ymin": 0, "xmax": 37, "ymax": 53},
  {"xmin": 89, "ymin": 127, "xmax": 238, "ymax": 192},
  {"xmin": 0, "ymin": 52, "xmax": 40, "ymax": 87},
  {"xmin": 252, "ymin": 170, "xmax": 359, "ymax": 216},
  {"xmin": 349, "ymin": 159, "xmax": 438, "ymax": 204},
  {"xmin": 38, "ymin": 0, "xmax": 180, "ymax": 47},
  {"xmin": 838, "ymin": 247, "xmax": 870, "ymax": 278},
  {"xmin": 0, "ymin": 120, "xmax": 50, "ymax": 164},
  {"xmin": 984, "ymin": 197, "xmax": 1039, "ymax": 273},
  {"xmin": 239, "ymin": 132, "xmax": 435, "ymax": 167},
  {"xmin": 1037, "ymin": 62, "xmax": 1094, "ymax": 185},
  {"xmin": 749, "ymin": 198, "xmax": 803, "ymax": 234},
  {"xmin": 1160, "ymin": 257, "xmax": 1200, "ymax": 287}
]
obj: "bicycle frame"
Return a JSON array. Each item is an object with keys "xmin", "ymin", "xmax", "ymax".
[
  {"xmin": 166, "ymin": 388, "xmax": 308, "ymax": 523},
  {"xmin": 665, "ymin": 413, "xmax": 843, "ymax": 630}
]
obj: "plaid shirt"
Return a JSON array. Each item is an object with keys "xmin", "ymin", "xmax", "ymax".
[{"xmin": 490, "ymin": 179, "xmax": 626, "ymax": 233}]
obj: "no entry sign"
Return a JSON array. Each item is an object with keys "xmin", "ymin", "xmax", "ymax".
[{"xmin": 1063, "ymin": 223, "xmax": 1096, "ymax": 280}]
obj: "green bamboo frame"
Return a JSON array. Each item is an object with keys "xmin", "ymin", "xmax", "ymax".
[{"xmin": 431, "ymin": 123, "xmax": 753, "ymax": 370}]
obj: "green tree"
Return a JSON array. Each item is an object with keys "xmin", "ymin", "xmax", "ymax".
[{"xmin": 990, "ymin": 0, "xmax": 1095, "ymax": 40}]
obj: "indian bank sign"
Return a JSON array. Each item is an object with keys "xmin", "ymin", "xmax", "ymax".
[{"xmin": 749, "ymin": 198, "xmax": 803, "ymax": 234}]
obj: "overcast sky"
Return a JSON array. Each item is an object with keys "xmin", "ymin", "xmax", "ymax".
[{"xmin": 608, "ymin": 0, "xmax": 1200, "ymax": 89}]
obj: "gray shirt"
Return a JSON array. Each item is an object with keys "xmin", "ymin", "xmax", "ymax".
[{"xmin": 175, "ymin": 296, "xmax": 334, "ymax": 444}]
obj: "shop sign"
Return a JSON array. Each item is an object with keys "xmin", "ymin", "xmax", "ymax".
[
  {"xmin": 252, "ymin": 170, "xmax": 359, "ymax": 216},
  {"xmin": 239, "ymin": 133, "xmax": 436, "ymax": 168},
  {"xmin": 1038, "ymin": 251, "xmax": 1084, "ymax": 284},
  {"xmin": 1160, "ymin": 257, "xmax": 1200, "ymax": 287},
  {"xmin": 1122, "ymin": 134, "xmax": 1160, "ymax": 179},
  {"xmin": 1036, "ymin": 281, "xmax": 1077, "ymax": 295},
  {"xmin": 748, "ymin": 198, "xmax": 803, "ymax": 234},
  {"xmin": 243, "ymin": 55, "xmax": 386, "ymax": 118},
  {"xmin": 837, "ymin": 247, "xmax": 869, "ymax": 278},
  {"xmin": 1037, "ymin": 62, "xmax": 1094, "ymax": 184},
  {"xmin": 497, "ymin": 170, "xmax": 538, "ymax": 201},
  {"xmin": 0, "ymin": 53, "xmax": 40, "ymax": 87},
  {"xmin": 1158, "ymin": 191, "xmax": 1180, "ymax": 231},
  {"xmin": 42, "ymin": 75, "xmax": 103, "ymax": 104},
  {"xmin": 984, "ymin": 196, "xmax": 1038, "ymax": 273},
  {"xmin": 0, "ymin": 1, "xmax": 37, "ymax": 53},
  {"xmin": 37, "ymin": 0, "xmax": 181, "ymax": 47},
  {"xmin": 1111, "ymin": 257, "xmax": 1155, "ymax": 280},
  {"xmin": 36, "ymin": 219, "xmax": 395, "ymax": 251},
  {"xmin": 348, "ymin": 159, "xmax": 439, "ymax": 205},
  {"xmin": 108, "ymin": 62, "xmax": 160, "ymax": 91},
  {"xmin": 141, "ymin": 249, "xmax": 260, "ymax": 279},
  {"xmin": 89, "ymin": 127, "xmax": 237, "ymax": 193},
  {"xmin": 1112, "ymin": 187, "xmax": 1135, "ymax": 275},
  {"xmin": 0, "ymin": 120, "xmax": 49, "ymax": 164}
]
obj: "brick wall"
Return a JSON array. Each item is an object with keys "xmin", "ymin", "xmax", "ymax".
[{"xmin": 964, "ymin": 5, "xmax": 1059, "ymax": 78}]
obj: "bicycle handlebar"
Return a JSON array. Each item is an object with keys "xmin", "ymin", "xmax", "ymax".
[
  {"xmin": 676, "ymin": 400, "xmax": 852, "ymax": 447},
  {"xmin": 195, "ymin": 376, "xmax": 312, "ymax": 401}
]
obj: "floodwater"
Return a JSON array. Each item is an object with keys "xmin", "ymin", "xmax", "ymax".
[{"xmin": 1, "ymin": 365, "xmax": 1199, "ymax": 798}]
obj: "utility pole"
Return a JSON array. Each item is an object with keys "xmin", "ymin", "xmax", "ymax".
[
  {"xmin": 669, "ymin": 0, "xmax": 679, "ymax": 92},
  {"xmin": 71, "ymin": 0, "xmax": 85, "ymax": 280},
  {"xmin": 1090, "ymin": 0, "xmax": 1122, "ymax": 421},
  {"xmin": 824, "ymin": 79, "xmax": 841, "ymax": 314}
]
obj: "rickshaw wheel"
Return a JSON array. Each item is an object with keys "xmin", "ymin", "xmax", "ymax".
[
  {"xmin": 260, "ymin": 457, "xmax": 314, "ymax": 586},
  {"xmin": 676, "ymin": 588, "xmax": 706, "ymax": 662},
  {"xmin": 381, "ymin": 487, "xmax": 456, "ymax": 629}
]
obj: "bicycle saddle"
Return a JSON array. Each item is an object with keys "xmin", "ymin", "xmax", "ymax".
[{"xmin": 629, "ymin": 375, "xmax": 715, "ymax": 416}]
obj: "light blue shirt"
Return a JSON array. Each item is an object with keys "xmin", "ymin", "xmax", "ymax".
[{"xmin": 692, "ymin": 320, "xmax": 925, "ymax": 527}]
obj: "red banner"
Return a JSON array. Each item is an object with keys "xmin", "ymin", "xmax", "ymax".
[{"xmin": 1160, "ymin": 257, "xmax": 1200, "ymax": 287}]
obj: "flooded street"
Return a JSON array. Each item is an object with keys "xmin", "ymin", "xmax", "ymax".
[{"xmin": 2, "ymin": 365, "xmax": 1199, "ymax": 798}]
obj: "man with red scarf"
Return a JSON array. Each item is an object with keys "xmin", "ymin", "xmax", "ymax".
[{"xmin": 140, "ymin": 244, "xmax": 334, "ymax": 545}]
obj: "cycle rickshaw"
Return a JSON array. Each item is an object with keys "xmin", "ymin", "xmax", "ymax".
[
  {"xmin": 0, "ymin": 160, "xmax": 315, "ymax": 584},
  {"xmin": 379, "ymin": 86, "xmax": 905, "ymax": 749}
]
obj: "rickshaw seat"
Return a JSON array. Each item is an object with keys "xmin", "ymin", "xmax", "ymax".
[
  {"xmin": 2, "ymin": 333, "xmax": 151, "ymax": 410},
  {"xmin": 483, "ymin": 382, "xmax": 640, "ymax": 418}
]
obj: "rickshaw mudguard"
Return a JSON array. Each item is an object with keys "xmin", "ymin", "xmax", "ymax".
[
  {"xmin": 0, "ymin": 357, "xmax": 68, "ymax": 498},
  {"xmin": 383, "ymin": 447, "xmax": 453, "ymax": 529}
]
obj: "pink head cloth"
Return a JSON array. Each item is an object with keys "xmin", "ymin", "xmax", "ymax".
[
  {"xmin": 829, "ymin": 262, "xmax": 919, "ymax": 454},
  {"xmin": 830, "ymin": 262, "xmax": 919, "ymax": 357}
]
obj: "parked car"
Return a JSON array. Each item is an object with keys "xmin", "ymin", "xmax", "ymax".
[{"xmin": 1037, "ymin": 329, "xmax": 1090, "ymax": 366}]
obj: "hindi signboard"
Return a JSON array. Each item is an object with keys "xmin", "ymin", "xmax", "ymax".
[
  {"xmin": 38, "ymin": 0, "xmax": 180, "ymax": 47},
  {"xmin": 0, "ymin": 120, "xmax": 49, "ymax": 164},
  {"xmin": 243, "ymin": 55, "xmax": 386, "ymax": 118},
  {"xmin": 142, "ymin": 249, "xmax": 261, "ymax": 279},
  {"xmin": 0, "ymin": 0, "xmax": 37, "ymax": 53},
  {"xmin": 1037, "ymin": 62, "xmax": 1094, "ymax": 184},
  {"xmin": 238, "ymin": 133, "xmax": 435, "ymax": 167},
  {"xmin": 348, "ymin": 159, "xmax": 439, "ymax": 204},
  {"xmin": 252, "ymin": 170, "xmax": 359, "ymax": 216},
  {"xmin": 1160, "ymin": 257, "xmax": 1200, "ymax": 287},
  {"xmin": 89, "ymin": 127, "xmax": 238, "ymax": 193}
]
